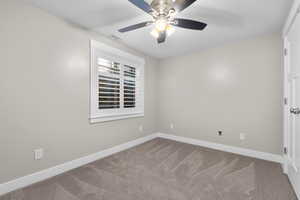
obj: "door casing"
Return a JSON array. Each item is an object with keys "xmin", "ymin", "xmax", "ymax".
[{"xmin": 282, "ymin": 0, "xmax": 300, "ymax": 174}]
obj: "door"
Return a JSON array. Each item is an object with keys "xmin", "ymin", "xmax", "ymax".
[{"xmin": 285, "ymin": 10, "xmax": 300, "ymax": 197}]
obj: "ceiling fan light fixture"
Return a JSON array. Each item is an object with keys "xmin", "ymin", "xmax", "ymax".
[
  {"xmin": 150, "ymin": 28, "xmax": 160, "ymax": 38},
  {"xmin": 155, "ymin": 18, "xmax": 168, "ymax": 32},
  {"xmin": 150, "ymin": 25, "xmax": 175, "ymax": 39},
  {"xmin": 166, "ymin": 25, "xmax": 175, "ymax": 36}
]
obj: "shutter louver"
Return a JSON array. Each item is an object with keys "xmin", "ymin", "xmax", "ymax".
[{"xmin": 97, "ymin": 58, "xmax": 121, "ymax": 109}]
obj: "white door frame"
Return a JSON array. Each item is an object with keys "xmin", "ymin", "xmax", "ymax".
[{"xmin": 282, "ymin": 0, "xmax": 300, "ymax": 174}]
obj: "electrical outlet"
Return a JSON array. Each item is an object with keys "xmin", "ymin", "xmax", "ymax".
[
  {"xmin": 218, "ymin": 131, "xmax": 223, "ymax": 136},
  {"xmin": 170, "ymin": 123, "xmax": 174, "ymax": 130},
  {"xmin": 34, "ymin": 148, "xmax": 44, "ymax": 160},
  {"xmin": 240, "ymin": 133, "xmax": 246, "ymax": 141},
  {"xmin": 139, "ymin": 125, "xmax": 144, "ymax": 132}
]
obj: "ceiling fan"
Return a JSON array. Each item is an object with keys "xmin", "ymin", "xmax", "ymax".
[{"xmin": 118, "ymin": 0, "xmax": 207, "ymax": 44}]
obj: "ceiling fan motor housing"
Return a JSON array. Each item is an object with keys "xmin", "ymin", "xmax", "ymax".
[{"xmin": 151, "ymin": 0, "xmax": 174, "ymax": 15}]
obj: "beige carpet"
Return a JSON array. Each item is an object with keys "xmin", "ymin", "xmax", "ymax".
[{"xmin": 0, "ymin": 138, "xmax": 297, "ymax": 200}]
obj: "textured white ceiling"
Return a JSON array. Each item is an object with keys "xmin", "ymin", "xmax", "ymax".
[{"xmin": 23, "ymin": 0, "xmax": 292, "ymax": 58}]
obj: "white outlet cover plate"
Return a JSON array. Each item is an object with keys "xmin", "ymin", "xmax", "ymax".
[
  {"xmin": 170, "ymin": 124, "xmax": 174, "ymax": 129},
  {"xmin": 240, "ymin": 133, "xmax": 246, "ymax": 140},
  {"xmin": 139, "ymin": 125, "xmax": 143, "ymax": 132},
  {"xmin": 34, "ymin": 149, "xmax": 44, "ymax": 160}
]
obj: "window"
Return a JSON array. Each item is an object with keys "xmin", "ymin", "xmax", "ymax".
[{"xmin": 90, "ymin": 40, "xmax": 144, "ymax": 123}]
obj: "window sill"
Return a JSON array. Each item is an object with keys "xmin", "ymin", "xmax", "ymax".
[{"xmin": 89, "ymin": 113, "xmax": 144, "ymax": 123}]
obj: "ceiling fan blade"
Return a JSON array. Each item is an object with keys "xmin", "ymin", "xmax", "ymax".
[
  {"xmin": 173, "ymin": 18, "xmax": 207, "ymax": 30},
  {"xmin": 173, "ymin": 0, "xmax": 198, "ymax": 12},
  {"xmin": 128, "ymin": 0, "xmax": 153, "ymax": 13},
  {"xmin": 157, "ymin": 31, "xmax": 166, "ymax": 44},
  {"xmin": 118, "ymin": 21, "xmax": 152, "ymax": 33}
]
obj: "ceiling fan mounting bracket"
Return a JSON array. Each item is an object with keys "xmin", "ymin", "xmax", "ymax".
[{"xmin": 151, "ymin": 0, "xmax": 174, "ymax": 15}]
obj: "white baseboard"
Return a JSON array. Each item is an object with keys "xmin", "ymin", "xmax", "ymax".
[
  {"xmin": 0, "ymin": 134, "xmax": 157, "ymax": 196},
  {"xmin": 282, "ymin": 156, "xmax": 289, "ymax": 174},
  {"xmin": 288, "ymin": 172, "xmax": 300, "ymax": 199},
  {"xmin": 285, "ymin": 157, "xmax": 300, "ymax": 199},
  {"xmin": 157, "ymin": 133, "xmax": 284, "ymax": 164},
  {"xmin": 0, "ymin": 132, "xmax": 285, "ymax": 196}
]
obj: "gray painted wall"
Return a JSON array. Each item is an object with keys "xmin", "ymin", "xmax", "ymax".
[
  {"xmin": 157, "ymin": 34, "xmax": 283, "ymax": 154},
  {"xmin": 0, "ymin": 0, "xmax": 158, "ymax": 184},
  {"xmin": 0, "ymin": 0, "xmax": 284, "ymax": 185}
]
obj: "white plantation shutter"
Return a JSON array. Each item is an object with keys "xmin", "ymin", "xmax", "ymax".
[
  {"xmin": 90, "ymin": 40, "xmax": 144, "ymax": 123},
  {"xmin": 123, "ymin": 65, "xmax": 136, "ymax": 108},
  {"xmin": 97, "ymin": 58, "xmax": 121, "ymax": 110}
]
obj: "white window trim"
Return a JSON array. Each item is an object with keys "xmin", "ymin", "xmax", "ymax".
[{"xmin": 90, "ymin": 40, "xmax": 145, "ymax": 123}]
